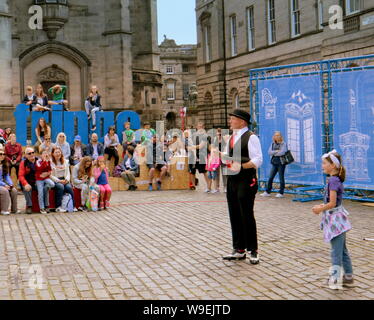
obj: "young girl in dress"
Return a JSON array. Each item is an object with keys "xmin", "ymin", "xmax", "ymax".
[
  {"xmin": 205, "ymin": 145, "xmax": 221, "ymax": 193},
  {"xmin": 93, "ymin": 156, "xmax": 112, "ymax": 211},
  {"xmin": 312, "ymin": 150, "xmax": 354, "ymax": 290}
]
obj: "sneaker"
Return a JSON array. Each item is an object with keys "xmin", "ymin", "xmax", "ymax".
[
  {"xmin": 105, "ymin": 200, "xmax": 110, "ymax": 208},
  {"xmin": 327, "ymin": 276, "xmax": 342, "ymax": 290},
  {"xmin": 195, "ymin": 178, "xmax": 199, "ymax": 186},
  {"xmin": 260, "ymin": 192, "xmax": 271, "ymax": 197},
  {"xmin": 56, "ymin": 207, "xmax": 67, "ymax": 213},
  {"xmin": 249, "ymin": 251, "xmax": 260, "ymax": 265},
  {"xmin": 1, "ymin": 211, "xmax": 10, "ymax": 215},
  {"xmin": 148, "ymin": 184, "xmax": 153, "ymax": 191},
  {"xmin": 190, "ymin": 186, "xmax": 196, "ymax": 190},
  {"xmin": 11, "ymin": 210, "xmax": 22, "ymax": 214},
  {"xmin": 275, "ymin": 193, "xmax": 284, "ymax": 198},
  {"xmin": 77, "ymin": 206, "xmax": 85, "ymax": 212},
  {"xmin": 73, "ymin": 208, "xmax": 78, "ymax": 212},
  {"xmin": 343, "ymin": 275, "xmax": 354, "ymax": 287},
  {"xmin": 157, "ymin": 181, "xmax": 162, "ymax": 191},
  {"xmin": 211, "ymin": 189, "xmax": 219, "ymax": 194},
  {"xmin": 26, "ymin": 207, "xmax": 32, "ymax": 214},
  {"xmin": 223, "ymin": 250, "xmax": 246, "ymax": 261},
  {"xmin": 45, "ymin": 208, "xmax": 50, "ymax": 213},
  {"xmin": 204, "ymin": 189, "xmax": 211, "ymax": 193},
  {"xmin": 40, "ymin": 208, "xmax": 48, "ymax": 215}
]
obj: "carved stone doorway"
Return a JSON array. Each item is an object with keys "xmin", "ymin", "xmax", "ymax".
[{"xmin": 38, "ymin": 65, "xmax": 69, "ymax": 101}]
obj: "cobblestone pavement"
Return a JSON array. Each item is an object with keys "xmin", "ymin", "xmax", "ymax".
[{"xmin": 0, "ymin": 176, "xmax": 373, "ymax": 300}]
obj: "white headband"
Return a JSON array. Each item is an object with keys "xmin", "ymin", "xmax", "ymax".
[{"xmin": 322, "ymin": 149, "xmax": 340, "ymax": 168}]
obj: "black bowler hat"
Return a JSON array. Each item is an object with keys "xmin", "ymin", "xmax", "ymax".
[{"xmin": 229, "ymin": 109, "xmax": 251, "ymax": 124}]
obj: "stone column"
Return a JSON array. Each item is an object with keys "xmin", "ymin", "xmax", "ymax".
[{"xmin": 0, "ymin": 0, "xmax": 13, "ymax": 108}]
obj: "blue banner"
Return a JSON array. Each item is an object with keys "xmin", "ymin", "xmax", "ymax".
[
  {"xmin": 257, "ymin": 75, "xmax": 324, "ymax": 186},
  {"xmin": 332, "ymin": 70, "xmax": 374, "ymax": 190}
]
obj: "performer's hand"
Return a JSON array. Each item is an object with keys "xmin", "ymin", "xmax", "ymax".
[
  {"xmin": 229, "ymin": 161, "xmax": 241, "ymax": 173},
  {"xmin": 242, "ymin": 161, "xmax": 254, "ymax": 169}
]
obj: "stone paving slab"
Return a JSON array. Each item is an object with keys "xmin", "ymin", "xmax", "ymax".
[{"xmin": 0, "ymin": 178, "xmax": 373, "ymax": 300}]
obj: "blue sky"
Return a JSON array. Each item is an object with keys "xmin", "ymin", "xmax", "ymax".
[{"xmin": 157, "ymin": 0, "xmax": 197, "ymax": 45}]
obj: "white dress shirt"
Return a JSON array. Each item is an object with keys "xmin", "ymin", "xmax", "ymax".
[{"xmin": 225, "ymin": 127, "xmax": 263, "ymax": 169}]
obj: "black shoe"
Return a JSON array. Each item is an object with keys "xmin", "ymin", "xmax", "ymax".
[
  {"xmin": 195, "ymin": 178, "xmax": 199, "ymax": 186},
  {"xmin": 133, "ymin": 185, "xmax": 138, "ymax": 191},
  {"xmin": 249, "ymin": 251, "xmax": 260, "ymax": 264},
  {"xmin": 223, "ymin": 250, "xmax": 246, "ymax": 261}
]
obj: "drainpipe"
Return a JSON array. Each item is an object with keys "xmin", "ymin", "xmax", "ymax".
[{"xmin": 221, "ymin": 0, "xmax": 228, "ymax": 128}]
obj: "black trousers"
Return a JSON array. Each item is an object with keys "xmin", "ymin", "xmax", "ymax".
[
  {"xmin": 226, "ymin": 176, "xmax": 258, "ymax": 252},
  {"xmin": 105, "ymin": 147, "xmax": 119, "ymax": 166},
  {"xmin": 9, "ymin": 162, "xmax": 20, "ymax": 178}
]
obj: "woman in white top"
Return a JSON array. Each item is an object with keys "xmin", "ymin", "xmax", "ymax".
[
  {"xmin": 51, "ymin": 146, "xmax": 77, "ymax": 212},
  {"xmin": 55, "ymin": 132, "xmax": 71, "ymax": 160},
  {"xmin": 104, "ymin": 126, "xmax": 120, "ymax": 166}
]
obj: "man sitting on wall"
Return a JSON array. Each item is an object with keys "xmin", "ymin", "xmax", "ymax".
[
  {"xmin": 19, "ymin": 147, "xmax": 38, "ymax": 214},
  {"xmin": 146, "ymin": 135, "xmax": 171, "ymax": 191},
  {"xmin": 87, "ymin": 133, "xmax": 104, "ymax": 162}
]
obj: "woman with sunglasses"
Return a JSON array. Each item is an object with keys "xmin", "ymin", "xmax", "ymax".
[
  {"xmin": 39, "ymin": 135, "xmax": 55, "ymax": 155},
  {"xmin": 0, "ymin": 151, "xmax": 19, "ymax": 215}
]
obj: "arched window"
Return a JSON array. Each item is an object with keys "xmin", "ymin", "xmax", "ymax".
[{"xmin": 230, "ymin": 88, "xmax": 240, "ymax": 109}]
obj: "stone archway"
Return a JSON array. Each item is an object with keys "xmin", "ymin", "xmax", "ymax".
[
  {"xmin": 38, "ymin": 65, "xmax": 69, "ymax": 100},
  {"xmin": 19, "ymin": 41, "xmax": 91, "ymax": 110}
]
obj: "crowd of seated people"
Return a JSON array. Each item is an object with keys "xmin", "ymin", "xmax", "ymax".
[{"xmin": 0, "ymin": 84, "xmax": 227, "ymax": 216}]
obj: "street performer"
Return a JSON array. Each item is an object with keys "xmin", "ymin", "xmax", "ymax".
[{"xmin": 221, "ymin": 109, "xmax": 263, "ymax": 264}]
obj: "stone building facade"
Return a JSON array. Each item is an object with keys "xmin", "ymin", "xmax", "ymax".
[
  {"xmin": 195, "ymin": 0, "xmax": 374, "ymax": 128},
  {"xmin": 0, "ymin": 0, "xmax": 163, "ymax": 129},
  {"xmin": 159, "ymin": 37, "xmax": 197, "ymax": 129}
]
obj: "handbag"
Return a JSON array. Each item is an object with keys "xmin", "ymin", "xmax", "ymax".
[
  {"xmin": 320, "ymin": 206, "xmax": 352, "ymax": 243},
  {"xmin": 280, "ymin": 150, "xmax": 294, "ymax": 165}
]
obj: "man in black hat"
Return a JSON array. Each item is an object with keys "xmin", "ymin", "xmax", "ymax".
[{"xmin": 222, "ymin": 109, "xmax": 263, "ymax": 264}]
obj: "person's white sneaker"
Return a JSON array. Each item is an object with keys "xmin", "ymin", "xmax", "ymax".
[
  {"xmin": 204, "ymin": 189, "xmax": 211, "ymax": 193},
  {"xmin": 73, "ymin": 208, "xmax": 78, "ymax": 212},
  {"xmin": 1, "ymin": 211, "xmax": 10, "ymax": 215},
  {"xmin": 56, "ymin": 207, "xmax": 67, "ymax": 213},
  {"xmin": 260, "ymin": 192, "xmax": 271, "ymax": 197},
  {"xmin": 211, "ymin": 189, "xmax": 219, "ymax": 194},
  {"xmin": 275, "ymin": 193, "xmax": 284, "ymax": 198}
]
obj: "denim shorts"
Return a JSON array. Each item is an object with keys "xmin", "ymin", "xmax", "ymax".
[{"xmin": 208, "ymin": 170, "xmax": 218, "ymax": 180}]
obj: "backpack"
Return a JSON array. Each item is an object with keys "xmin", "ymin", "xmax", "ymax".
[
  {"xmin": 61, "ymin": 194, "xmax": 74, "ymax": 212},
  {"xmin": 112, "ymin": 165, "xmax": 123, "ymax": 177}
]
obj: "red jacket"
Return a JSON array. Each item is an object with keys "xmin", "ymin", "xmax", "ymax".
[
  {"xmin": 19, "ymin": 159, "xmax": 37, "ymax": 187},
  {"xmin": 5, "ymin": 142, "xmax": 22, "ymax": 163},
  {"xmin": 35, "ymin": 159, "xmax": 52, "ymax": 181}
]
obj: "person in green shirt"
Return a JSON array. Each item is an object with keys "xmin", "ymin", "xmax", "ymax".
[
  {"xmin": 121, "ymin": 122, "xmax": 136, "ymax": 157},
  {"xmin": 141, "ymin": 123, "xmax": 156, "ymax": 145},
  {"xmin": 48, "ymin": 84, "xmax": 69, "ymax": 110}
]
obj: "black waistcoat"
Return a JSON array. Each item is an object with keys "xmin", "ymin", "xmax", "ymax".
[{"xmin": 228, "ymin": 130, "xmax": 257, "ymax": 180}]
